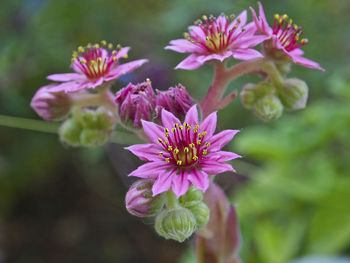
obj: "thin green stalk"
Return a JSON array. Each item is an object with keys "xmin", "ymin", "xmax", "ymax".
[
  {"xmin": 166, "ymin": 190, "xmax": 180, "ymax": 209},
  {"xmin": 0, "ymin": 115, "xmax": 59, "ymax": 133}
]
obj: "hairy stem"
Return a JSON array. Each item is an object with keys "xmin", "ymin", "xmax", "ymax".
[{"xmin": 261, "ymin": 61, "xmax": 284, "ymax": 89}]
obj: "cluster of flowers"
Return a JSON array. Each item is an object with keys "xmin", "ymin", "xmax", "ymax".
[{"xmin": 30, "ymin": 2, "xmax": 323, "ymax": 255}]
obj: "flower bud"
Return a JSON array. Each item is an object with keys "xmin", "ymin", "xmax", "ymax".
[
  {"xmin": 125, "ymin": 179, "xmax": 165, "ymax": 217},
  {"xmin": 30, "ymin": 84, "xmax": 71, "ymax": 121},
  {"xmin": 59, "ymin": 118, "xmax": 83, "ymax": 146},
  {"xmin": 279, "ymin": 78, "xmax": 309, "ymax": 111},
  {"xmin": 240, "ymin": 83, "xmax": 257, "ymax": 109},
  {"xmin": 253, "ymin": 94, "xmax": 283, "ymax": 122},
  {"xmin": 80, "ymin": 129, "xmax": 109, "ymax": 147},
  {"xmin": 155, "ymin": 84, "xmax": 193, "ymax": 120},
  {"xmin": 255, "ymin": 81, "xmax": 275, "ymax": 97},
  {"xmin": 155, "ymin": 207, "xmax": 197, "ymax": 242},
  {"xmin": 188, "ymin": 202, "xmax": 210, "ymax": 228},
  {"xmin": 115, "ymin": 81, "xmax": 156, "ymax": 127},
  {"xmin": 179, "ymin": 185, "xmax": 203, "ymax": 208}
]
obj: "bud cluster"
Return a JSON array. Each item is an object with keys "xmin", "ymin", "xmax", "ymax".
[{"xmin": 240, "ymin": 78, "xmax": 309, "ymax": 122}]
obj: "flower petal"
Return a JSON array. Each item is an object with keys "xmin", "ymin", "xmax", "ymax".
[
  {"xmin": 187, "ymin": 169, "xmax": 209, "ymax": 192},
  {"xmin": 209, "ymin": 129, "xmax": 239, "ymax": 151},
  {"xmin": 165, "ymin": 39, "xmax": 204, "ymax": 53},
  {"xmin": 116, "ymin": 47, "xmax": 131, "ymax": 60},
  {"xmin": 228, "ymin": 10, "xmax": 247, "ymax": 32},
  {"xmin": 105, "ymin": 59, "xmax": 148, "ymax": 81},
  {"xmin": 47, "ymin": 73, "xmax": 84, "ymax": 82},
  {"xmin": 199, "ymin": 111, "xmax": 217, "ymax": 138},
  {"xmin": 233, "ymin": 35, "xmax": 269, "ymax": 49},
  {"xmin": 232, "ymin": 49, "xmax": 263, "ymax": 60},
  {"xmin": 184, "ymin": 105, "xmax": 199, "ymax": 126},
  {"xmin": 175, "ymin": 54, "xmax": 203, "ymax": 70},
  {"xmin": 161, "ymin": 108, "xmax": 181, "ymax": 128},
  {"xmin": 141, "ymin": 120, "xmax": 166, "ymax": 144},
  {"xmin": 196, "ymin": 51, "xmax": 232, "ymax": 64},
  {"xmin": 172, "ymin": 170, "xmax": 191, "ymax": 197},
  {"xmin": 200, "ymin": 160, "xmax": 235, "ymax": 175},
  {"xmin": 152, "ymin": 169, "xmax": 176, "ymax": 196},
  {"xmin": 125, "ymin": 143, "xmax": 163, "ymax": 161},
  {"xmin": 128, "ymin": 161, "xmax": 171, "ymax": 179},
  {"xmin": 289, "ymin": 54, "xmax": 325, "ymax": 71},
  {"xmin": 206, "ymin": 151, "xmax": 242, "ymax": 162}
]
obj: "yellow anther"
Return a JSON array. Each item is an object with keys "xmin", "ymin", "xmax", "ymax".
[
  {"xmin": 294, "ymin": 24, "xmax": 298, "ymax": 30},
  {"xmin": 230, "ymin": 14, "xmax": 235, "ymax": 20},
  {"xmin": 72, "ymin": 51, "xmax": 78, "ymax": 58},
  {"xmin": 193, "ymin": 156, "xmax": 198, "ymax": 161},
  {"xmin": 177, "ymin": 160, "xmax": 182, "ymax": 165},
  {"xmin": 237, "ymin": 18, "xmax": 241, "ymax": 23},
  {"xmin": 108, "ymin": 43, "xmax": 113, "ymax": 49},
  {"xmin": 164, "ymin": 128, "xmax": 169, "ymax": 133},
  {"xmin": 184, "ymin": 122, "xmax": 188, "ymax": 127},
  {"xmin": 197, "ymin": 39, "xmax": 201, "ymax": 43},
  {"xmin": 184, "ymin": 147, "xmax": 189, "ymax": 153},
  {"xmin": 90, "ymin": 60, "xmax": 96, "ymax": 65},
  {"xmin": 172, "ymin": 128, "xmax": 176, "ymax": 133},
  {"xmin": 279, "ymin": 18, "xmax": 283, "ymax": 23},
  {"xmin": 174, "ymin": 123, "xmax": 179, "ymax": 128},
  {"xmin": 189, "ymin": 143, "xmax": 195, "ymax": 148},
  {"xmin": 117, "ymin": 44, "xmax": 122, "ymax": 49},
  {"xmin": 202, "ymin": 15, "xmax": 208, "ymax": 20},
  {"xmin": 112, "ymin": 50, "xmax": 117, "ymax": 55},
  {"xmin": 195, "ymin": 125, "xmax": 199, "ymax": 130},
  {"xmin": 282, "ymin": 14, "xmax": 288, "ymax": 20},
  {"xmin": 174, "ymin": 148, "xmax": 179, "ymax": 154},
  {"xmin": 179, "ymin": 125, "xmax": 184, "ymax": 130},
  {"xmin": 274, "ymin": 14, "xmax": 279, "ymax": 20},
  {"xmin": 168, "ymin": 146, "xmax": 173, "ymax": 151},
  {"xmin": 80, "ymin": 59, "xmax": 87, "ymax": 64},
  {"xmin": 241, "ymin": 27, "xmax": 246, "ymax": 32},
  {"xmin": 202, "ymin": 131, "xmax": 207, "ymax": 136},
  {"xmin": 164, "ymin": 140, "xmax": 168, "ymax": 145},
  {"xmin": 78, "ymin": 46, "xmax": 85, "ymax": 53},
  {"xmin": 183, "ymin": 32, "xmax": 190, "ymax": 39},
  {"xmin": 233, "ymin": 25, "xmax": 238, "ymax": 29},
  {"xmin": 101, "ymin": 40, "xmax": 107, "ymax": 46},
  {"xmin": 206, "ymin": 142, "xmax": 210, "ymax": 147},
  {"xmin": 165, "ymin": 158, "xmax": 170, "ymax": 163},
  {"xmin": 295, "ymin": 36, "xmax": 300, "ymax": 41},
  {"xmin": 87, "ymin": 43, "xmax": 92, "ymax": 47},
  {"xmin": 193, "ymin": 129, "xmax": 198, "ymax": 133},
  {"xmin": 197, "ymin": 140, "xmax": 202, "ymax": 145},
  {"xmin": 123, "ymin": 54, "xmax": 128, "ymax": 59},
  {"xmin": 71, "ymin": 58, "xmax": 76, "ymax": 63},
  {"xmin": 165, "ymin": 133, "xmax": 169, "ymax": 137},
  {"xmin": 202, "ymin": 150, "xmax": 208, "ymax": 155},
  {"xmin": 94, "ymin": 44, "xmax": 100, "ymax": 48},
  {"xmin": 301, "ymin": 38, "xmax": 308, "ymax": 44},
  {"xmin": 198, "ymin": 133, "xmax": 202, "ymax": 138},
  {"xmin": 158, "ymin": 138, "xmax": 163, "ymax": 143},
  {"xmin": 159, "ymin": 152, "xmax": 164, "ymax": 156},
  {"xmin": 113, "ymin": 56, "xmax": 118, "ymax": 61},
  {"xmin": 288, "ymin": 19, "xmax": 293, "ymax": 24},
  {"xmin": 97, "ymin": 57, "xmax": 102, "ymax": 63}
]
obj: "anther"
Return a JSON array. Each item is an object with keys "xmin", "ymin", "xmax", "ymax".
[
  {"xmin": 158, "ymin": 138, "xmax": 163, "ymax": 143},
  {"xmin": 202, "ymin": 15, "xmax": 208, "ymax": 20},
  {"xmin": 112, "ymin": 50, "xmax": 117, "ymax": 55},
  {"xmin": 168, "ymin": 146, "xmax": 173, "ymax": 151},
  {"xmin": 193, "ymin": 156, "xmax": 198, "ymax": 161},
  {"xmin": 174, "ymin": 148, "xmax": 179, "ymax": 154},
  {"xmin": 165, "ymin": 158, "xmax": 170, "ymax": 163},
  {"xmin": 184, "ymin": 147, "xmax": 189, "ymax": 153},
  {"xmin": 159, "ymin": 152, "xmax": 164, "ymax": 156},
  {"xmin": 177, "ymin": 160, "xmax": 182, "ymax": 165},
  {"xmin": 78, "ymin": 46, "xmax": 85, "ymax": 53},
  {"xmin": 108, "ymin": 43, "xmax": 113, "ymax": 49},
  {"xmin": 202, "ymin": 150, "xmax": 208, "ymax": 155},
  {"xmin": 189, "ymin": 143, "xmax": 195, "ymax": 148},
  {"xmin": 101, "ymin": 40, "xmax": 107, "ymax": 46},
  {"xmin": 164, "ymin": 128, "xmax": 169, "ymax": 133},
  {"xmin": 197, "ymin": 140, "xmax": 202, "ymax": 145},
  {"xmin": 206, "ymin": 142, "xmax": 210, "ymax": 147}
]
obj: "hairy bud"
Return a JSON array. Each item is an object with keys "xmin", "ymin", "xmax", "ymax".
[
  {"xmin": 240, "ymin": 83, "xmax": 257, "ymax": 109},
  {"xmin": 59, "ymin": 118, "xmax": 83, "ymax": 146},
  {"xmin": 253, "ymin": 94, "xmax": 283, "ymax": 122},
  {"xmin": 179, "ymin": 185, "xmax": 203, "ymax": 208},
  {"xmin": 279, "ymin": 78, "xmax": 308, "ymax": 110},
  {"xmin": 188, "ymin": 202, "xmax": 210, "ymax": 228},
  {"xmin": 155, "ymin": 207, "xmax": 196, "ymax": 242},
  {"xmin": 125, "ymin": 179, "xmax": 165, "ymax": 217}
]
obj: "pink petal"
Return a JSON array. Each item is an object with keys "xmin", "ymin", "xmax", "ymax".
[
  {"xmin": 161, "ymin": 108, "xmax": 181, "ymax": 128},
  {"xmin": 47, "ymin": 73, "xmax": 84, "ymax": 82},
  {"xmin": 200, "ymin": 160, "xmax": 235, "ymax": 175},
  {"xmin": 125, "ymin": 143, "xmax": 163, "ymax": 161},
  {"xmin": 49, "ymin": 81, "xmax": 84, "ymax": 93},
  {"xmin": 184, "ymin": 105, "xmax": 199, "ymax": 126},
  {"xmin": 209, "ymin": 129, "xmax": 239, "ymax": 151},
  {"xmin": 232, "ymin": 48, "xmax": 263, "ymax": 60},
  {"xmin": 289, "ymin": 48, "xmax": 304, "ymax": 56},
  {"xmin": 175, "ymin": 54, "xmax": 203, "ymax": 70},
  {"xmin": 105, "ymin": 59, "xmax": 148, "ymax": 81},
  {"xmin": 128, "ymin": 161, "xmax": 171, "ymax": 179},
  {"xmin": 258, "ymin": 1, "xmax": 270, "ymax": 34},
  {"xmin": 199, "ymin": 111, "xmax": 217, "ymax": 138},
  {"xmin": 228, "ymin": 10, "xmax": 247, "ymax": 32},
  {"xmin": 289, "ymin": 54, "xmax": 325, "ymax": 71},
  {"xmin": 84, "ymin": 78, "xmax": 104, "ymax": 90},
  {"xmin": 188, "ymin": 25, "xmax": 207, "ymax": 42},
  {"xmin": 141, "ymin": 120, "xmax": 166, "ymax": 144},
  {"xmin": 206, "ymin": 151, "xmax": 242, "ymax": 162},
  {"xmin": 187, "ymin": 169, "xmax": 209, "ymax": 192},
  {"xmin": 116, "ymin": 47, "xmax": 130, "ymax": 60},
  {"xmin": 171, "ymin": 170, "xmax": 191, "ymax": 197},
  {"xmin": 233, "ymin": 35, "xmax": 269, "ymax": 49},
  {"xmin": 165, "ymin": 39, "xmax": 204, "ymax": 53},
  {"xmin": 152, "ymin": 169, "xmax": 176, "ymax": 196},
  {"xmin": 196, "ymin": 51, "xmax": 232, "ymax": 64}
]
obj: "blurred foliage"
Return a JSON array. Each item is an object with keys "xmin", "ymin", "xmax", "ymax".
[
  {"xmin": 232, "ymin": 72, "xmax": 350, "ymax": 263},
  {"xmin": 0, "ymin": 0, "xmax": 349, "ymax": 262}
]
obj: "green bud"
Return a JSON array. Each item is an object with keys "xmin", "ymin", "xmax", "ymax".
[
  {"xmin": 155, "ymin": 208, "xmax": 197, "ymax": 242},
  {"xmin": 59, "ymin": 118, "xmax": 83, "ymax": 146},
  {"xmin": 179, "ymin": 185, "xmax": 203, "ymax": 208},
  {"xmin": 255, "ymin": 81, "xmax": 276, "ymax": 97},
  {"xmin": 276, "ymin": 61, "xmax": 292, "ymax": 75},
  {"xmin": 80, "ymin": 129, "xmax": 109, "ymax": 147},
  {"xmin": 240, "ymin": 83, "xmax": 257, "ymax": 109},
  {"xmin": 187, "ymin": 202, "xmax": 210, "ymax": 228},
  {"xmin": 81, "ymin": 108, "xmax": 115, "ymax": 131},
  {"xmin": 253, "ymin": 94, "xmax": 283, "ymax": 122},
  {"xmin": 279, "ymin": 78, "xmax": 309, "ymax": 111}
]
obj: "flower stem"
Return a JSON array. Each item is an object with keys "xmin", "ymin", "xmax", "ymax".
[
  {"xmin": 200, "ymin": 58, "xmax": 265, "ymax": 118},
  {"xmin": 166, "ymin": 190, "xmax": 179, "ymax": 209},
  {"xmin": 261, "ymin": 61, "xmax": 284, "ymax": 89},
  {"xmin": 0, "ymin": 115, "xmax": 59, "ymax": 133}
]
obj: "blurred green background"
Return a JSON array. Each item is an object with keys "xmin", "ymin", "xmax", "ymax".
[{"xmin": 0, "ymin": 0, "xmax": 349, "ymax": 262}]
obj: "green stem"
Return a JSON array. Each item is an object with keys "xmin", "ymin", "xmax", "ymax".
[
  {"xmin": 166, "ymin": 190, "xmax": 180, "ymax": 209},
  {"xmin": 261, "ymin": 61, "xmax": 284, "ymax": 89},
  {"xmin": 0, "ymin": 115, "xmax": 59, "ymax": 133}
]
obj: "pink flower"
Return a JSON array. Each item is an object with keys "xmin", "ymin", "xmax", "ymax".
[
  {"xmin": 115, "ymin": 80, "xmax": 156, "ymax": 127},
  {"xmin": 250, "ymin": 2, "xmax": 324, "ymax": 71},
  {"xmin": 125, "ymin": 105, "xmax": 241, "ymax": 198},
  {"xmin": 165, "ymin": 11, "xmax": 268, "ymax": 70},
  {"xmin": 30, "ymin": 84, "xmax": 71, "ymax": 121},
  {"xmin": 47, "ymin": 42, "xmax": 148, "ymax": 93},
  {"xmin": 155, "ymin": 84, "xmax": 194, "ymax": 120}
]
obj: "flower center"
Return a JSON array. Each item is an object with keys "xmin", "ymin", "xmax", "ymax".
[
  {"xmin": 272, "ymin": 14, "xmax": 308, "ymax": 52},
  {"xmin": 71, "ymin": 41, "xmax": 127, "ymax": 80},
  {"xmin": 184, "ymin": 14, "xmax": 244, "ymax": 53},
  {"xmin": 157, "ymin": 123, "xmax": 210, "ymax": 168}
]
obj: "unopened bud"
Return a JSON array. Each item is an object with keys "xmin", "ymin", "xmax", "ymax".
[
  {"xmin": 126, "ymin": 179, "xmax": 165, "ymax": 217},
  {"xmin": 59, "ymin": 118, "xmax": 83, "ymax": 146},
  {"xmin": 253, "ymin": 94, "xmax": 283, "ymax": 122},
  {"xmin": 240, "ymin": 83, "xmax": 257, "ymax": 109},
  {"xmin": 179, "ymin": 185, "xmax": 203, "ymax": 208},
  {"xmin": 30, "ymin": 84, "xmax": 71, "ymax": 121},
  {"xmin": 279, "ymin": 78, "xmax": 308, "ymax": 110},
  {"xmin": 188, "ymin": 202, "xmax": 210, "ymax": 228},
  {"xmin": 80, "ymin": 129, "xmax": 109, "ymax": 147},
  {"xmin": 255, "ymin": 81, "xmax": 276, "ymax": 97},
  {"xmin": 155, "ymin": 208, "xmax": 196, "ymax": 242}
]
